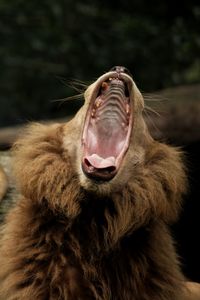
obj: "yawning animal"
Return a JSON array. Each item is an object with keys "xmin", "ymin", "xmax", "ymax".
[{"xmin": 0, "ymin": 66, "xmax": 199, "ymax": 300}]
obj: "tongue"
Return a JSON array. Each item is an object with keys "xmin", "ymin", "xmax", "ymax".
[{"xmin": 85, "ymin": 154, "xmax": 116, "ymax": 169}]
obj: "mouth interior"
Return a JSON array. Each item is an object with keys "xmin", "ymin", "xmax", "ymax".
[{"xmin": 82, "ymin": 76, "xmax": 132, "ymax": 180}]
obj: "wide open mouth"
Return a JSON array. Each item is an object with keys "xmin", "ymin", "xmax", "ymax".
[{"xmin": 81, "ymin": 72, "xmax": 133, "ymax": 181}]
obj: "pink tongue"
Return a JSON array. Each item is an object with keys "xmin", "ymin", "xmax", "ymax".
[{"xmin": 85, "ymin": 154, "xmax": 116, "ymax": 169}]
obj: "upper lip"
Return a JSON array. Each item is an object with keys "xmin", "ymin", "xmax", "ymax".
[{"xmin": 94, "ymin": 71, "xmax": 132, "ymax": 97}]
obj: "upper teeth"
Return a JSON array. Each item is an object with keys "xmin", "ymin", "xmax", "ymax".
[{"xmin": 109, "ymin": 77, "xmax": 120, "ymax": 81}]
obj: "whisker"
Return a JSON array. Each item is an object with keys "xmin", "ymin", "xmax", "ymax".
[
  {"xmin": 68, "ymin": 78, "xmax": 90, "ymax": 87},
  {"xmin": 143, "ymin": 92, "xmax": 169, "ymax": 103},
  {"xmin": 51, "ymin": 77, "xmax": 89, "ymax": 107},
  {"xmin": 51, "ymin": 94, "xmax": 84, "ymax": 103},
  {"xmin": 143, "ymin": 109, "xmax": 161, "ymax": 135},
  {"xmin": 55, "ymin": 76, "xmax": 89, "ymax": 93},
  {"xmin": 144, "ymin": 105, "xmax": 161, "ymax": 117},
  {"xmin": 66, "ymin": 80, "xmax": 88, "ymax": 93}
]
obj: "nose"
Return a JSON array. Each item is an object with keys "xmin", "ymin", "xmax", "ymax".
[{"xmin": 109, "ymin": 66, "xmax": 132, "ymax": 77}]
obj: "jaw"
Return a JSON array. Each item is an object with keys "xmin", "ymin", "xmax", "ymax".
[{"xmin": 81, "ymin": 71, "xmax": 134, "ymax": 182}]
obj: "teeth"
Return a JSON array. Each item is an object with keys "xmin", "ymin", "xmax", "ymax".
[
  {"xmin": 102, "ymin": 82, "xmax": 109, "ymax": 90},
  {"xmin": 88, "ymin": 166, "xmax": 95, "ymax": 172},
  {"xmin": 126, "ymin": 104, "xmax": 130, "ymax": 115},
  {"xmin": 109, "ymin": 77, "xmax": 120, "ymax": 81},
  {"xmin": 91, "ymin": 109, "xmax": 95, "ymax": 118},
  {"xmin": 95, "ymin": 98, "xmax": 103, "ymax": 108}
]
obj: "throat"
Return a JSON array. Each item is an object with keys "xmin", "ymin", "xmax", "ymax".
[{"xmin": 82, "ymin": 78, "xmax": 133, "ymax": 180}]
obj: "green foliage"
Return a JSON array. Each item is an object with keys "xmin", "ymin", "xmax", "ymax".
[{"xmin": 0, "ymin": 0, "xmax": 199, "ymax": 126}]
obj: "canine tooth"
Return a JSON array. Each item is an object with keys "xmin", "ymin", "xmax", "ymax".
[
  {"xmin": 101, "ymin": 82, "xmax": 109, "ymax": 90},
  {"xmin": 91, "ymin": 109, "xmax": 95, "ymax": 118},
  {"xmin": 126, "ymin": 104, "xmax": 130, "ymax": 115}
]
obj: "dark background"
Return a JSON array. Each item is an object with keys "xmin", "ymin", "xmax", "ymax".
[
  {"xmin": 0, "ymin": 0, "xmax": 199, "ymax": 126},
  {"xmin": 0, "ymin": 0, "xmax": 200, "ymax": 283}
]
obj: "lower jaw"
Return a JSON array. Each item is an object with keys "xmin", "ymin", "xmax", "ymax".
[{"xmin": 82, "ymin": 166, "xmax": 117, "ymax": 181}]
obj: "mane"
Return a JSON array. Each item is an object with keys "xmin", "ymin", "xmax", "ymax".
[{"xmin": 12, "ymin": 122, "xmax": 187, "ymax": 249}]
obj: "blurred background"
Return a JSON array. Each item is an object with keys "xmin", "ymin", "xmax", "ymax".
[
  {"xmin": 0, "ymin": 0, "xmax": 200, "ymax": 283},
  {"xmin": 0, "ymin": 0, "xmax": 200, "ymax": 127}
]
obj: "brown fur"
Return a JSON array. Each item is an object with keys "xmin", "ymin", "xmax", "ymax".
[
  {"xmin": 0, "ymin": 71, "xmax": 199, "ymax": 299},
  {"xmin": 0, "ymin": 165, "xmax": 8, "ymax": 201}
]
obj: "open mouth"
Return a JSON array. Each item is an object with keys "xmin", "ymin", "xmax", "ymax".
[{"xmin": 81, "ymin": 72, "xmax": 133, "ymax": 181}]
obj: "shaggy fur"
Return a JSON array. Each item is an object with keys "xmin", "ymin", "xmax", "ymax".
[{"xmin": 0, "ymin": 70, "xmax": 199, "ymax": 299}]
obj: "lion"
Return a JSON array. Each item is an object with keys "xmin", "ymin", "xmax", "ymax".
[{"xmin": 0, "ymin": 66, "xmax": 199, "ymax": 299}]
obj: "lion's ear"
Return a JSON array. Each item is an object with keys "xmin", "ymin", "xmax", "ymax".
[
  {"xmin": 143, "ymin": 142, "xmax": 188, "ymax": 223},
  {"xmin": 12, "ymin": 123, "xmax": 82, "ymax": 217},
  {"xmin": 126, "ymin": 141, "xmax": 188, "ymax": 226},
  {"xmin": 12, "ymin": 123, "xmax": 63, "ymax": 199},
  {"xmin": 0, "ymin": 165, "xmax": 8, "ymax": 201}
]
